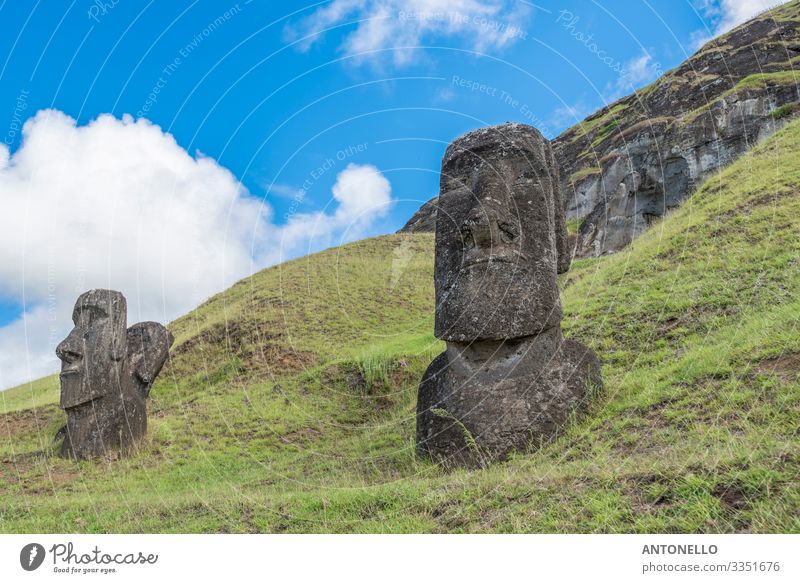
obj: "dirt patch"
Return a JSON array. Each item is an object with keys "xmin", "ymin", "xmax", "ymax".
[
  {"xmin": 0, "ymin": 448, "xmax": 80, "ymax": 491},
  {"xmin": 736, "ymin": 189, "xmax": 797, "ymax": 213},
  {"xmin": 247, "ymin": 343, "xmax": 316, "ymax": 375},
  {"xmin": 173, "ymin": 319, "xmax": 280, "ymax": 355},
  {"xmin": 0, "ymin": 405, "xmax": 61, "ymax": 441},
  {"xmin": 279, "ymin": 427, "xmax": 323, "ymax": 445},
  {"xmin": 710, "ymin": 189, "xmax": 797, "ymax": 225},
  {"xmin": 712, "ymin": 481, "xmax": 750, "ymax": 511},
  {"xmin": 755, "ymin": 352, "xmax": 800, "ymax": 382},
  {"xmin": 170, "ymin": 319, "xmax": 317, "ymax": 377},
  {"xmin": 653, "ymin": 314, "xmax": 691, "ymax": 338}
]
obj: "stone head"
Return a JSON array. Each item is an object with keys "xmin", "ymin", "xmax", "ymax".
[
  {"xmin": 56, "ymin": 289, "xmax": 128, "ymax": 409},
  {"xmin": 126, "ymin": 322, "xmax": 174, "ymax": 399},
  {"xmin": 434, "ymin": 123, "xmax": 566, "ymax": 342}
]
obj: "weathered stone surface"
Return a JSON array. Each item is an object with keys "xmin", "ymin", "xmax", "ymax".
[
  {"xmin": 557, "ymin": 5, "xmax": 800, "ymax": 256},
  {"xmin": 399, "ymin": 4, "xmax": 800, "ymax": 257},
  {"xmin": 127, "ymin": 322, "xmax": 174, "ymax": 399},
  {"xmin": 417, "ymin": 123, "xmax": 601, "ymax": 466},
  {"xmin": 416, "ymin": 331, "xmax": 601, "ymax": 466},
  {"xmin": 563, "ymin": 84, "xmax": 798, "ymax": 256},
  {"xmin": 434, "ymin": 123, "xmax": 569, "ymax": 343},
  {"xmin": 55, "ymin": 289, "xmax": 172, "ymax": 460}
]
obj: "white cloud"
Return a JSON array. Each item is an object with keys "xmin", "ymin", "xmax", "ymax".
[
  {"xmin": 549, "ymin": 51, "xmax": 664, "ymax": 133},
  {"xmin": 274, "ymin": 163, "xmax": 392, "ymax": 261},
  {"xmin": 596, "ymin": 51, "xmax": 663, "ymax": 105},
  {"xmin": 433, "ymin": 86, "xmax": 456, "ymax": 103},
  {"xmin": 332, "ymin": 162, "xmax": 391, "ymax": 218},
  {"xmin": 692, "ymin": 0, "xmax": 789, "ymax": 48},
  {"xmin": 0, "ymin": 110, "xmax": 392, "ymax": 389},
  {"xmin": 0, "ymin": 306, "xmax": 56, "ymax": 392},
  {"xmin": 618, "ymin": 53, "xmax": 662, "ymax": 90},
  {"xmin": 287, "ymin": 0, "xmax": 531, "ymax": 66}
]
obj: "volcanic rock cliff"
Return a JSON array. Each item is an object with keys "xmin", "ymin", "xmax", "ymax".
[{"xmin": 400, "ymin": 1, "xmax": 800, "ymax": 257}]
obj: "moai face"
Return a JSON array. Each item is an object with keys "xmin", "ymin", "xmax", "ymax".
[
  {"xmin": 434, "ymin": 124, "xmax": 564, "ymax": 342},
  {"xmin": 56, "ymin": 290, "xmax": 128, "ymax": 409},
  {"xmin": 127, "ymin": 322, "xmax": 174, "ymax": 399}
]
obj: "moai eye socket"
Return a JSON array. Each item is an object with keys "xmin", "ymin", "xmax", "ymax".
[
  {"xmin": 498, "ymin": 222, "xmax": 519, "ymax": 244},
  {"xmin": 87, "ymin": 305, "xmax": 108, "ymax": 322},
  {"xmin": 76, "ymin": 304, "xmax": 108, "ymax": 328}
]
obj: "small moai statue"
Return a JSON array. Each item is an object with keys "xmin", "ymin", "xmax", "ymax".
[
  {"xmin": 56, "ymin": 289, "xmax": 173, "ymax": 459},
  {"xmin": 416, "ymin": 123, "xmax": 602, "ymax": 467}
]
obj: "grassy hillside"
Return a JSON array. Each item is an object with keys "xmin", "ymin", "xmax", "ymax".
[{"xmin": 2, "ymin": 119, "xmax": 799, "ymax": 533}]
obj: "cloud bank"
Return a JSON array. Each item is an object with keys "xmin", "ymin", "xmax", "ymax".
[{"xmin": 0, "ymin": 110, "xmax": 392, "ymax": 389}]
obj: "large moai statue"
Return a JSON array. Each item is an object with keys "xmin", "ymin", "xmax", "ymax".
[
  {"xmin": 416, "ymin": 123, "xmax": 602, "ymax": 466},
  {"xmin": 56, "ymin": 289, "xmax": 174, "ymax": 460}
]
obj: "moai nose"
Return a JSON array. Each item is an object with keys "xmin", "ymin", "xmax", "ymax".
[
  {"xmin": 469, "ymin": 216, "xmax": 494, "ymax": 248},
  {"xmin": 56, "ymin": 328, "xmax": 83, "ymax": 363}
]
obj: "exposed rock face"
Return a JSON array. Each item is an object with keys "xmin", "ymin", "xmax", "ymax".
[
  {"xmin": 560, "ymin": 4, "xmax": 800, "ymax": 256},
  {"xmin": 400, "ymin": 3, "xmax": 800, "ymax": 256},
  {"xmin": 416, "ymin": 123, "xmax": 601, "ymax": 467},
  {"xmin": 56, "ymin": 290, "xmax": 173, "ymax": 460}
]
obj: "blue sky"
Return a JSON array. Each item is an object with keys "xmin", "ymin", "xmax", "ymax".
[{"xmin": 0, "ymin": 0, "xmax": 781, "ymax": 387}]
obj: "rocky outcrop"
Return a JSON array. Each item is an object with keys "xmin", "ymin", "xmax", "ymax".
[
  {"xmin": 400, "ymin": 2, "xmax": 800, "ymax": 255},
  {"xmin": 559, "ymin": 2, "xmax": 800, "ymax": 256}
]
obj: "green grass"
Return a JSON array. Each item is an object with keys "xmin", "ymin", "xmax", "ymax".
[
  {"xmin": 768, "ymin": 0, "xmax": 800, "ymax": 22},
  {"xmin": 561, "ymin": 103, "xmax": 629, "ymax": 145},
  {"xmin": 592, "ymin": 119, "xmax": 621, "ymax": 146},
  {"xmin": 568, "ymin": 166, "xmax": 602, "ymax": 184},
  {"xmin": 0, "ymin": 374, "xmax": 58, "ymax": 415},
  {"xmin": 770, "ymin": 101, "xmax": 800, "ymax": 120},
  {"xmin": 2, "ymin": 119, "xmax": 800, "ymax": 533},
  {"xmin": 734, "ymin": 71, "xmax": 800, "ymax": 90},
  {"xmin": 566, "ymin": 217, "xmax": 584, "ymax": 236}
]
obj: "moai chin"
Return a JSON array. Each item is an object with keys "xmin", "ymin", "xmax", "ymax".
[
  {"xmin": 55, "ymin": 289, "xmax": 173, "ymax": 460},
  {"xmin": 416, "ymin": 123, "xmax": 602, "ymax": 467}
]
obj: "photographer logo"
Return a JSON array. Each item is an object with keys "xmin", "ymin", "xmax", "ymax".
[{"xmin": 20, "ymin": 543, "xmax": 46, "ymax": 571}]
